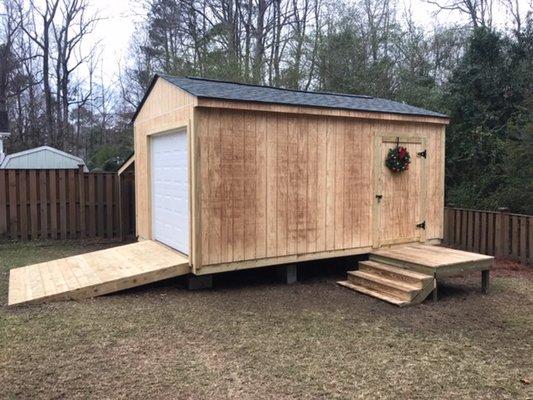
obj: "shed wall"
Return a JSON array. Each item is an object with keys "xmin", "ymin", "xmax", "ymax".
[
  {"xmin": 196, "ymin": 107, "xmax": 445, "ymax": 270},
  {"xmin": 133, "ymin": 79, "xmax": 196, "ymax": 245}
]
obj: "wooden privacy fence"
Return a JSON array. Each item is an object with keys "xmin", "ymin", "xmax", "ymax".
[
  {"xmin": 443, "ymin": 207, "xmax": 532, "ymax": 265},
  {"xmin": 0, "ymin": 167, "xmax": 135, "ymax": 241}
]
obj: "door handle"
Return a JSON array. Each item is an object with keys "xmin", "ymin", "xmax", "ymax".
[{"xmin": 375, "ymin": 194, "xmax": 383, "ymax": 203}]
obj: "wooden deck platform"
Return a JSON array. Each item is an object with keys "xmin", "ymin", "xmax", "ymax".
[
  {"xmin": 370, "ymin": 244, "xmax": 494, "ymax": 277},
  {"xmin": 8, "ymin": 240, "xmax": 190, "ymax": 306},
  {"xmin": 339, "ymin": 244, "xmax": 494, "ymax": 306}
]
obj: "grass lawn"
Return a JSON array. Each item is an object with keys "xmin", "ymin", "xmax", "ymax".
[{"xmin": 1, "ymin": 241, "xmax": 532, "ymax": 399}]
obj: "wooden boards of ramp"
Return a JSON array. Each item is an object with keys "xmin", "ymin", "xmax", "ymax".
[{"xmin": 8, "ymin": 240, "xmax": 190, "ymax": 306}]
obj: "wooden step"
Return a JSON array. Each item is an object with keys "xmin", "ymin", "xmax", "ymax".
[
  {"xmin": 337, "ymin": 280, "xmax": 408, "ymax": 306},
  {"xmin": 358, "ymin": 260, "xmax": 432, "ymax": 287},
  {"xmin": 369, "ymin": 253, "xmax": 434, "ymax": 275},
  {"xmin": 347, "ymin": 270, "xmax": 419, "ymax": 301}
]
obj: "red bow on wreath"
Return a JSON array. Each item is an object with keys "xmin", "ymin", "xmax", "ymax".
[{"xmin": 398, "ymin": 146, "xmax": 408, "ymax": 160}]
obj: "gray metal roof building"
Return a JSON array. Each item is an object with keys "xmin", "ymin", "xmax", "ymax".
[{"xmin": 0, "ymin": 146, "xmax": 88, "ymax": 171}]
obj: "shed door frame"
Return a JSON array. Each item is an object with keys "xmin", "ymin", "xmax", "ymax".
[
  {"xmin": 372, "ymin": 134, "xmax": 427, "ymax": 248},
  {"xmin": 148, "ymin": 126, "xmax": 191, "ymax": 256}
]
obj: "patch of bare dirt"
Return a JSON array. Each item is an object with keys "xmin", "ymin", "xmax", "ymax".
[{"xmin": 491, "ymin": 258, "xmax": 533, "ymax": 279}]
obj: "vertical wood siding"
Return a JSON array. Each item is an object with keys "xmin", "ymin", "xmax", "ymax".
[
  {"xmin": 0, "ymin": 169, "xmax": 135, "ymax": 241},
  {"xmin": 133, "ymin": 79, "xmax": 196, "ymax": 244},
  {"xmin": 197, "ymin": 108, "xmax": 445, "ymax": 266}
]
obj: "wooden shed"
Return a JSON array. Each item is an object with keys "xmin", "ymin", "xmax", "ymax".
[
  {"xmin": 9, "ymin": 75, "xmax": 495, "ymax": 307},
  {"xmin": 132, "ymin": 75, "xmax": 450, "ymax": 276}
]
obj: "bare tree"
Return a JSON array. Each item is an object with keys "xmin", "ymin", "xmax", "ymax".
[
  {"xmin": 19, "ymin": 0, "xmax": 60, "ymax": 143},
  {"xmin": 426, "ymin": 0, "xmax": 494, "ymax": 28},
  {"xmin": 0, "ymin": 0, "xmax": 20, "ymax": 115},
  {"xmin": 503, "ymin": 0, "xmax": 532, "ymax": 36},
  {"xmin": 52, "ymin": 0, "xmax": 99, "ymax": 148}
]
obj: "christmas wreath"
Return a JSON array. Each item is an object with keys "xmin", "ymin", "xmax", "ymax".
[{"xmin": 385, "ymin": 145, "xmax": 411, "ymax": 173}]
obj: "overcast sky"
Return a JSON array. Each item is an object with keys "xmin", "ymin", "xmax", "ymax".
[{"xmin": 76, "ymin": 0, "xmax": 533, "ymax": 84}]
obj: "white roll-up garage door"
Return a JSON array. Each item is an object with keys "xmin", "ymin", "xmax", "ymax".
[{"xmin": 151, "ymin": 130, "xmax": 189, "ymax": 254}]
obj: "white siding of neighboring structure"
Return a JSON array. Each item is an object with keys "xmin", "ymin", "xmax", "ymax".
[{"xmin": 0, "ymin": 146, "xmax": 88, "ymax": 171}]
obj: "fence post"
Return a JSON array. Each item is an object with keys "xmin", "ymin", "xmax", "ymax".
[
  {"xmin": 444, "ymin": 204, "xmax": 453, "ymax": 245},
  {"xmin": 118, "ymin": 172, "xmax": 124, "ymax": 241},
  {"xmin": 495, "ymin": 207, "xmax": 509, "ymax": 257},
  {"xmin": 0, "ymin": 170, "xmax": 7, "ymax": 239},
  {"xmin": 78, "ymin": 165, "xmax": 86, "ymax": 238}
]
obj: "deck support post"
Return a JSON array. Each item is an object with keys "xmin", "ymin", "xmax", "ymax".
[
  {"xmin": 481, "ymin": 270, "xmax": 490, "ymax": 294},
  {"xmin": 186, "ymin": 274, "xmax": 213, "ymax": 290},
  {"xmin": 278, "ymin": 264, "xmax": 297, "ymax": 284},
  {"xmin": 432, "ymin": 279, "xmax": 438, "ymax": 302}
]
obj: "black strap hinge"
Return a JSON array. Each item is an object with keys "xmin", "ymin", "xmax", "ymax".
[
  {"xmin": 416, "ymin": 221, "xmax": 426, "ymax": 229},
  {"xmin": 417, "ymin": 149, "xmax": 427, "ymax": 158}
]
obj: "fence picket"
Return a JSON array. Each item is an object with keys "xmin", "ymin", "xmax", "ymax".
[
  {"xmin": 97, "ymin": 173, "xmax": 105, "ymax": 237},
  {"xmin": 473, "ymin": 211, "xmax": 480, "ymax": 252},
  {"xmin": 106, "ymin": 175, "xmax": 113, "ymax": 238},
  {"xmin": 487, "ymin": 212, "xmax": 494, "ymax": 255},
  {"xmin": 0, "ymin": 172, "xmax": 7, "ymax": 237},
  {"xmin": 454, "ymin": 209, "xmax": 461, "ymax": 246},
  {"xmin": 39, "ymin": 171, "xmax": 48, "ymax": 239},
  {"xmin": 29, "ymin": 171, "xmax": 38, "ymax": 239},
  {"xmin": 88, "ymin": 174, "xmax": 96, "ymax": 237},
  {"xmin": 19, "ymin": 171, "xmax": 28, "ymax": 240},
  {"xmin": 68, "ymin": 170, "xmax": 77, "ymax": 239},
  {"xmin": 459, "ymin": 210, "xmax": 465, "ymax": 248},
  {"xmin": 9, "ymin": 170, "xmax": 18, "ymax": 239},
  {"xmin": 511, "ymin": 216, "xmax": 519, "ymax": 259},
  {"xmin": 520, "ymin": 217, "xmax": 527, "ymax": 265},
  {"xmin": 527, "ymin": 217, "xmax": 533, "ymax": 265},
  {"xmin": 49, "ymin": 170, "xmax": 58, "ymax": 239},
  {"xmin": 59, "ymin": 170, "xmax": 68, "ymax": 239},
  {"xmin": 78, "ymin": 166, "xmax": 86, "ymax": 237},
  {"xmin": 480, "ymin": 212, "xmax": 487, "ymax": 254}
]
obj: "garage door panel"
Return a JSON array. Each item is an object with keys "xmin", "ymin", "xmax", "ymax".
[{"xmin": 151, "ymin": 131, "xmax": 189, "ymax": 254}]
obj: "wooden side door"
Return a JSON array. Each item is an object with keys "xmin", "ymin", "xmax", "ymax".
[{"xmin": 373, "ymin": 135, "xmax": 427, "ymax": 247}]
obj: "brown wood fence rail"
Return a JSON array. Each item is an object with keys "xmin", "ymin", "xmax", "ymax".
[
  {"xmin": 443, "ymin": 207, "xmax": 532, "ymax": 265},
  {"xmin": 0, "ymin": 167, "xmax": 135, "ymax": 241}
]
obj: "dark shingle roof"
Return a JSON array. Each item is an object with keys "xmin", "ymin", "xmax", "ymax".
[
  {"xmin": 132, "ymin": 74, "xmax": 448, "ymax": 122},
  {"xmin": 0, "ymin": 111, "xmax": 9, "ymax": 133}
]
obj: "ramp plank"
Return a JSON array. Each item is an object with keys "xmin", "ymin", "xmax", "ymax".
[
  {"xmin": 8, "ymin": 268, "xmax": 26, "ymax": 306},
  {"xmin": 56, "ymin": 259, "xmax": 80, "ymax": 291},
  {"xmin": 8, "ymin": 241, "xmax": 190, "ymax": 306},
  {"xmin": 28, "ymin": 266, "xmax": 46, "ymax": 300}
]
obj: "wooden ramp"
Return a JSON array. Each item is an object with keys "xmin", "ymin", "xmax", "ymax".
[
  {"xmin": 338, "ymin": 244, "xmax": 494, "ymax": 306},
  {"xmin": 8, "ymin": 241, "xmax": 190, "ymax": 306}
]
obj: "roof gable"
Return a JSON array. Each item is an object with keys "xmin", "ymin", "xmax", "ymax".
[{"xmin": 131, "ymin": 75, "xmax": 196, "ymax": 123}]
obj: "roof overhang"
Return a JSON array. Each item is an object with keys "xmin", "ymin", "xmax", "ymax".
[
  {"xmin": 196, "ymin": 97, "xmax": 451, "ymax": 125},
  {"xmin": 118, "ymin": 153, "xmax": 135, "ymax": 175},
  {"xmin": 131, "ymin": 75, "xmax": 161, "ymax": 124}
]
